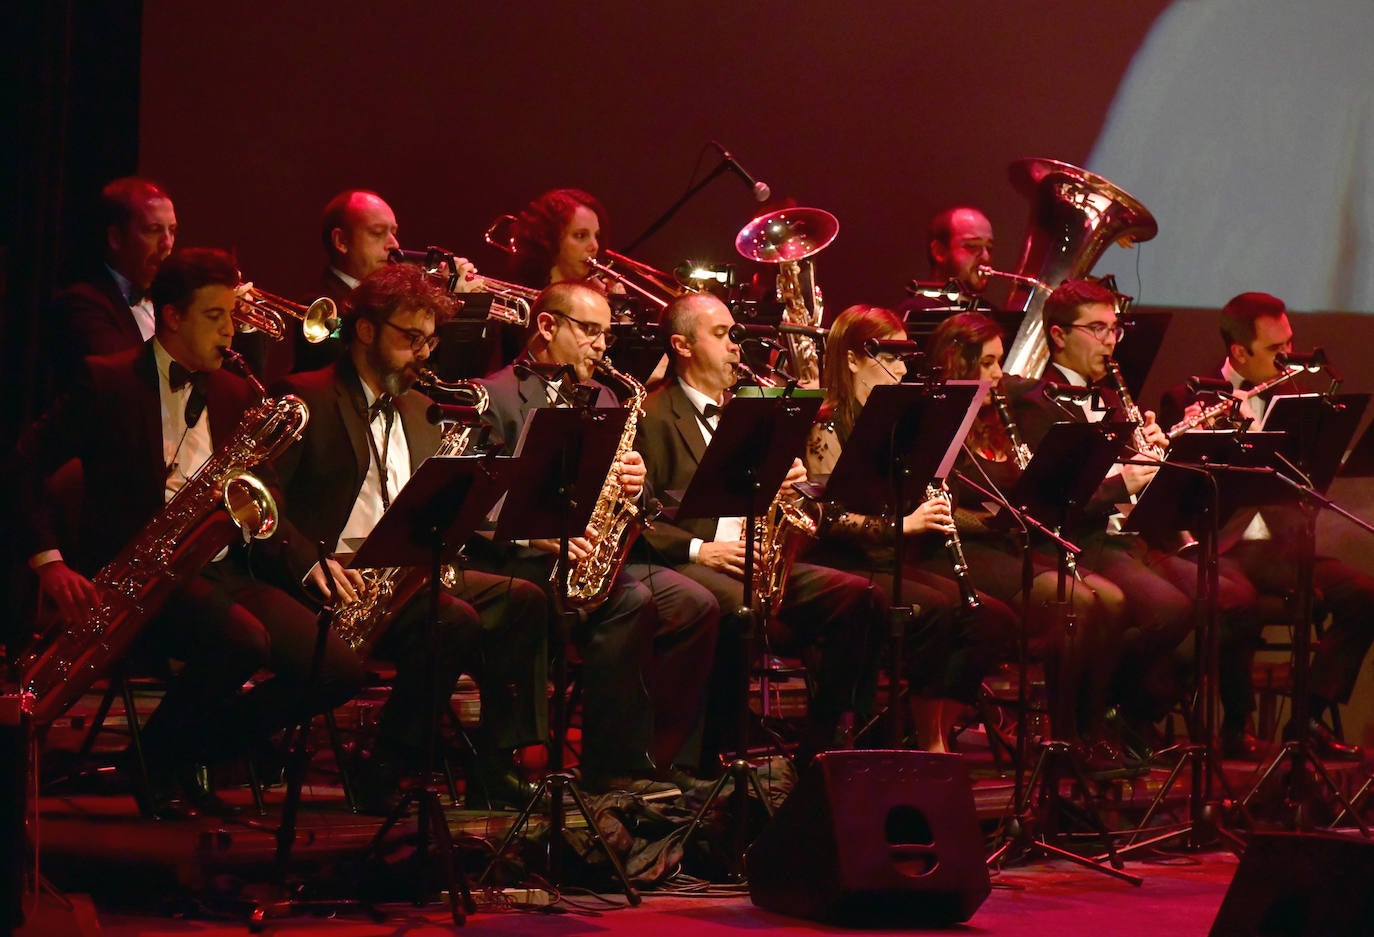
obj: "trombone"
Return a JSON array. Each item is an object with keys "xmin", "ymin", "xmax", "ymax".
[
  {"xmin": 483, "ymin": 212, "xmax": 684, "ymax": 312},
  {"xmin": 389, "ymin": 246, "xmax": 531, "ymax": 326},
  {"xmin": 233, "ymin": 283, "xmax": 340, "ymax": 344}
]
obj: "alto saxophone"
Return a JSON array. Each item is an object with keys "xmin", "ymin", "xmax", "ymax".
[
  {"xmin": 751, "ymin": 487, "xmax": 818, "ymax": 613},
  {"xmin": 21, "ymin": 390, "xmax": 309, "ymax": 725},
  {"xmin": 556, "ymin": 355, "xmax": 647, "ymax": 609},
  {"xmin": 330, "ymin": 373, "xmax": 489, "ymax": 656}
]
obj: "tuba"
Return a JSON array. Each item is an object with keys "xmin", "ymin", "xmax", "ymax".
[
  {"xmin": 736, "ymin": 207, "xmax": 839, "ymax": 388},
  {"xmin": 555, "ymin": 356, "xmax": 648, "ymax": 609},
  {"xmin": 21, "ymin": 384, "xmax": 309, "ymax": 725},
  {"xmin": 999, "ymin": 158, "xmax": 1157, "ymax": 378},
  {"xmin": 329, "ymin": 374, "xmax": 490, "ymax": 656}
]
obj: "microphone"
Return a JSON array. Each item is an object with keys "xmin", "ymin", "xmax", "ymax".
[
  {"xmin": 1042, "ymin": 382, "xmax": 1097, "ymax": 402},
  {"xmin": 1273, "ymin": 347, "xmax": 1327, "ymax": 372},
  {"xmin": 778, "ymin": 322, "xmax": 829, "ymax": 340},
  {"xmin": 388, "ymin": 248, "xmax": 430, "ymax": 265},
  {"xmin": 1186, "ymin": 376, "xmax": 1235, "ymax": 395},
  {"xmin": 711, "ymin": 140, "xmax": 771, "ymax": 202},
  {"xmin": 862, "ymin": 338, "xmax": 921, "ymax": 358},
  {"xmin": 728, "ymin": 323, "xmax": 777, "ymax": 344},
  {"xmin": 513, "ymin": 361, "xmax": 580, "ymax": 407}
]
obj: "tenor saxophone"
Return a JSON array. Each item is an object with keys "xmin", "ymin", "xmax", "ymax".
[
  {"xmin": 21, "ymin": 391, "xmax": 309, "ymax": 726},
  {"xmin": 330, "ymin": 374, "xmax": 489, "ymax": 656},
  {"xmin": 556, "ymin": 355, "xmax": 647, "ymax": 609}
]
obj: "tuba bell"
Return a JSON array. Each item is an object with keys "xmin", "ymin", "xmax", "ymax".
[{"xmin": 998, "ymin": 158, "xmax": 1157, "ymax": 378}]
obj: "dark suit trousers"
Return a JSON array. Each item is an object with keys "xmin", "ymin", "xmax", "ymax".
[
  {"xmin": 1226, "ymin": 541, "xmax": 1374, "ymax": 706},
  {"xmin": 468, "ymin": 548, "xmax": 660, "ymax": 778},
  {"xmin": 443, "ymin": 567, "xmax": 550, "ymax": 752},
  {"xmin": 671, "ymin": 560, "xmax": 885, "ymax": 762},
  {"xmin": 141, "ymin": 558, "xmax": 367, "ymax": 765}
]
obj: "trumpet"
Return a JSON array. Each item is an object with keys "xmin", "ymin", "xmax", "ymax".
[
  {"xmin": 389, "ymin": 247, "xmax": 531, "ymax": 326},
  {"xmin": 233, "ymin": 283, "xmax": 340, "ymax": 344}
]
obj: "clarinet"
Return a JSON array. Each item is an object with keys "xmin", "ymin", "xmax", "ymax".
[
  {"xmin": 926, "ymin": 483, "xmax": 980, "ymax": 612},
  {"xmin": 990, "ymin": 386, "xmax": 1033, "ymax": 470}
]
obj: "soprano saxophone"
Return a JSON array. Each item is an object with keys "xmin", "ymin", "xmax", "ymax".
[
  {"xmin": 330, "ymin": 372, "xmax": 489, "ymax": 656},
  {"xmin": 22, "ymin": 381, "xmax": 309, "ymax": 725},
  {"xmin": 556, "ymin": 355, "xmax": 647, "ymax": 609}
]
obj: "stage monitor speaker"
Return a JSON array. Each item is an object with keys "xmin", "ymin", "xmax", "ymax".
[
  {"xmin": 746, "ymin": 750, "xmax": 989, "ymax": 926},
  {"xmin": 1209, "ymin": 831, "xmax": 1374, "ymax": 936}
]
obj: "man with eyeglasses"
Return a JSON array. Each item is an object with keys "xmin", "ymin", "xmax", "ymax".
[
  {"xmin": 1007, "ymin": 278, "xmax": 1210, "ymax": 768},
  {"xmin": 262, "ymin": 263, "xmax": 550, "ymax": 813},
  {"xmin": 474, "ymin": 280, "xmax": 721, "ymax": 794}
]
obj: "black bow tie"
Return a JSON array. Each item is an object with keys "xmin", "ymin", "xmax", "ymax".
[
  {"xmin": 700, "ymin": 403, "xmax": 722, "ymax": 421},
  {"xmin": 1237, "ymin": 380, "xmax": 1255, "ymax": 392},
  {"xmin": 369, "ymin": 393, "xmax": 396, "ymax": 424},
  {"xmin": 128, "ymin": 287, "xmax": 146, "ymax": 305},
  {"xmin": 168, "ymin": 361, "xmax": 206, "ymax": 392}
]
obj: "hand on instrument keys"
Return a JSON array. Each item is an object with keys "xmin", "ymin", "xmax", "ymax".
[
  {"xmin": 36, "ymin": 560, "xmax": 101, "ymax": 623},
  {"xmin": 1169, "ymin": 401, "xmax": 1204, "ymax": 438},
  {"xmin": 616, "ymin": 449, "xmax": 646, "ymax": 499},
  {"xmin": 778, "ymin": 458, "xmax": 807, "ymax": 495},
  {"xmin": 443, "ymin": 256, "xmax": 481, "ymax": 293},
  {"xmin": 903, "ymin": 491, "xmax": 955, "ymax": 536},
  {"xmin": 308, "ymin": 557, "xmax": 365, "ymax": 605},
  {"xmin": 698, "ymin": 539, "xmax": 748, "ymax": 577},
  {"xmin": 1139, "ymin": 410, "xmax": 1168, "ymax": 453},
  {"xmin": 531, "ymin": 526, "xmax": 596, "ymax": 562}
]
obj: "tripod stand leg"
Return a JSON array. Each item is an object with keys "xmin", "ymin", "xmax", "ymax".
[
  {"xmin": 478, "ymin": 776, "xmax": 552, "ymax": 885},
  {"xmin": 562, "ymin": 780, "xmax": 642, "ymax": 905},
  {"xmin": 417, "ymin": 787, "xmax": 475, "ymax": 922}
]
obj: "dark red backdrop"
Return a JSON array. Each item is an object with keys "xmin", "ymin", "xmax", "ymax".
[{"xmin": 138, "ymin": 1, "xmax": 1171, "ymax": 309}]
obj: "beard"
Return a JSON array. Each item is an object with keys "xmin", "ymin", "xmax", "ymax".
[{"xmin": 366, "ymin": 342, "xmax": 417, "ymax": 397}]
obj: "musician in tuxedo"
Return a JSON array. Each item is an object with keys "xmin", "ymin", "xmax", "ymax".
[
  {"xmin": 636, "ymin": 291, "xmax": 885, "ymax": 767},
  {"xmin": 896, "ymin": 206, "xmax": 998, "ymax": 321},
  {"xmin": 17, "ymin": 247, "xmax": 361, "ymax": 819},
  {"xmin": 45, "ymin": 177, "xmax": 177, "ymax": 400},
  {"xmin": 288, "ymin": 189, "xmax": 482, "ymax": 376},
  {"xmin": 263, "ymin": 263, "xmax": 548, "ymax": 809},
  {"xmin": 1157, "ymin": 291, "xmax": 1370, "ymax": 759},
  {"xmin": 1009, "ymin": 279, "xmax": 1261, "ymax": 760},
  {"xmin": 475, "ymin": 280, "xmax": 719, "ymax": 790}
]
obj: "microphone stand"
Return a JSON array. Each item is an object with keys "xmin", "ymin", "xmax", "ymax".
[{"xmin": 624, "ymin": 159, "xmax": 734, "ymax": 253}]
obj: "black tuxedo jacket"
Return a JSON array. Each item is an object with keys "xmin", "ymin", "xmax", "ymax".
[
  {"xmin": 267, "ymin": 357, "xmax": 440, "ymax": 585},
  {"xmin": 635, "ymin": 380, "xmax": 725, "ymax": 565},
  {"xmin": 47, "ymin": 269, "xmax": 144, "ymax": 388},
  {"xmin": 17, "ymin": 342, "xmax": 257, "ymax": 573},
  {"xmin": 289, "ymin": 268, "xmax": 354, "ymax": 375},
  {"xmin": 478, "ymin": 361, "xmax": 620, "ymax": 456},
  {"xmin": 1005, "ymin": 366, "xmax": 1133, "ymax": 527}
]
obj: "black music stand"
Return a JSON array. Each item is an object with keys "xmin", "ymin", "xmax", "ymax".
[
  {"xmin": 1111, "ymin": 430, "xmax": 1286, "ymax": 859},
  {"xmin": 1237, "ymin": 393, "xmax": 1374, "ymax": 833},
  {"xmin": 357, "ymin": 454, "xmax": 510, "ymax": 924},
  {"xmin": 481, "ymin": 404, "xmax": 644, "ymax": 904},
  {"xmin": 820, "ymin": 380, "xmax": 986, "ymax": 746},
  {"xmin": 671, "ymin": 392, "xmax": 821, "ymax": 882},
  {"xmin": 985, "ymin": 420, "xmax": 1144, "ymax": 886}
]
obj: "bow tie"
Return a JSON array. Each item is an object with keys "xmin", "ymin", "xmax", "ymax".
[
  {"xmin": 369, "ymin": 393, "xmax": 396, "ymax": 424},
  {"xmin": 701, "ymin": 403, "xmax": 722, "ymax": 420},
  {"xmin": 1237, "ymin": 380, "xmax": 1255, "ymax": 392},
  {"xmin": 168, "ymin": 361, "xmax": 206, "ymax": 392},
  {"xmin": 128, "ymin": 287, "xmax": 146, "ymax": 305}
]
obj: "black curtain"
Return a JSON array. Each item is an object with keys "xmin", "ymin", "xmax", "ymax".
[{"xmin": 2, "ymin": 3, "xmax": 141, "ymax": 647}]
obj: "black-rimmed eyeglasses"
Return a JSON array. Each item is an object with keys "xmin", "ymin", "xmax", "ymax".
[
  {"xmin": 551, "ymin": 311, "xmax": 616, "ymax": 347},
  {"xmin": 381, "ymin": 319, "xmax": 441, "ymax": 353},
  {"xmin": 1067, "ymin": 322, "xmax": 1125, "ymax": 343}
]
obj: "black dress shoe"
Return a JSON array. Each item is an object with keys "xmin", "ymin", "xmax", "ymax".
[
  {"xmin": 1221, "ymin": 723, "xmax": 1269, "ymax": 761},
  {"xmin": 1284, "ymin": 718, "xmax": 1364, "ymax": 761},
  {"xmin": 177, "ymin": 766, "xmax": 243, "ymax": 819},
  {"xmin": 465, "ymin": 770, "xmax": 542, "ymax": 810}
]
